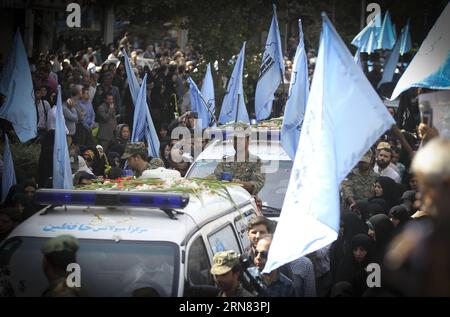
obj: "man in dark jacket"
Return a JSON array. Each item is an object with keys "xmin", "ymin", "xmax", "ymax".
[{"xmin": 96, "ymin": 94, "xmax": 117, "ymax": 150}]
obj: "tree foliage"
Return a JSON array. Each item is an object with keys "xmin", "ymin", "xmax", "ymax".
[{"xmin": 118, "ymin": 0, "xmax": 449, "ymax": 112}]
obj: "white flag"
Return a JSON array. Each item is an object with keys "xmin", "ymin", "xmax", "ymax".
[
  {"xmin": 391, "ymin": 3, "xmax": 450, "ymax": 100},
  {"xmin": 263, "ymin": 13, "xmax": 395, "ymax": 274}
]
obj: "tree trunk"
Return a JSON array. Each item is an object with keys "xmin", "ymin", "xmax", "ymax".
[{"xmin": 360, "ymin": 0, "xmax": 367, "ymax": 30}]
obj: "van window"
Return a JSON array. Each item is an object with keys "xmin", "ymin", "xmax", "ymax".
[
  {"xmin": 208, "ymin": 224, "xmax": 241, "ymax": 255},
  {"xmin": 0, "ymin": 237, "xmax": 179, "ymax": 297},
  {"xmin": 187, "ymin": 160, "xmax": 292, "ymax": 211},
  {"xmin": 234, "ymin": 209, "xmax": 255, "ymax": 253},
  {"xmin": 187, "ymin": 236, "xmax": 213, "ymax": 286}
]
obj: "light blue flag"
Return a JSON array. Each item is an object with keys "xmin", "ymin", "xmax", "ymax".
[
  {"xmin": 399, "ymin": 20, "xmax": 412, "ymax": 56},
  {"xmin": 255, "ymin": 4, "xmax": 285, "ymax": 121},
  {"xmin": 377, "ymin": 10, "xmax": 396, "ymax": 50},
  {"xmin": 122, "ymin": 51, "xmax": 160, "ymax": 157},
  {"xmin": 0, "ymin": 30, "xmax": 37, "ymax": 143},
  {"xmin": 391, "ymin": 3, "xmax": 450, "ymax": 99},
  {"xmin": 131, "ymin": 74, "xmax": 160, "ymax": 158},
  {"xmin": 263, "ymin": 12, "xmax": 395, "ymax": 274},
  {"xmin": 53, "ymin": 86, "xmax": 73, "ymax": 190},
  {"xmin": 1, "ymin": 135, "xmax": 17, "ymax": 203},
  {"xmin": 281, "ymin": 20, "xmax": 309, "ymax": 160},
  {"xmin": 187, "ymin": 77, "xmax": 211, "ymax": 129},
  {"xmin": 351, "ymin": 11, "xmax": 381, "ymax": 49},
  {"xmin": 360, "ymin": 25, "xmax": 379, "ymax": 54},
  {"xmin": 122, "ymin": 49, "xmax": 140, "ymax": 105},
  {"xmin": 201, "ymin": 63, "xmax": 216, "ymax": 127},
  {"xmin": 378, "ymin": 38, "xmax": 401, "ymax": 88},
  {"xmin": 219, "ymin": 42, "xmax": 250, "ymax": 124}
]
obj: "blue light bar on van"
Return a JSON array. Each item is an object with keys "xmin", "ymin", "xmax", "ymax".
[{"xmin": 34, "ymin": 189, "xmax": 190, "ymax": 209}]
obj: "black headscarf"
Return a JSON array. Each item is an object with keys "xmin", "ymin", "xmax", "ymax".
[
  {"xmin": 353, "ymin": 200, "xmax": 369, "ymax": 215},
  {"xmin": 375, "ymin": 176, "xmax": 398, "ymax": 208},
  {"xmin": 107, "ymin": 124, "xmax": 130, "ymax": 155},
  {"xmin": 389, "ymin": 205, "xmax": 411, "ymax": 229},
  {"xmin": 330, "ymin": 281, "xmax": 354, "ymax": 297},
  {"xmin": 368, "ymin": 198, "xmax": 389, "ymax": 215},
  {"xmin": 368, "ymin": 214, "xmax": 395, "ymax": 264},
  {"xmin": 342, "ymin": 212, "xmax": 369, "ymax": 244},
  {"xmin": 114, "ymin": 123, "xmax": 130, "ymax": 143},
  {"xmin": 351, "ymin": 233, "xmax": 373, "ymax": 254},
  {"xmin": 335, "ymin": 233, "xmax": 374, "ymax": 296}
]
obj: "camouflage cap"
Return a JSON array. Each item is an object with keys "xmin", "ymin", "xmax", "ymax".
[
  {"xmin": 359, "ymin": 149, "xmax": 373, "ymax": 164},
  {"xmin": 41, "ymin": 235, "xmax": 79, "ymax": 256},
  {"xmin": 210, "ymin": 250, "xmax": 240, "ymax": 275},
  {"xmin": 121, "ymin": 142, "xmax": 146, "ymax": 159}
]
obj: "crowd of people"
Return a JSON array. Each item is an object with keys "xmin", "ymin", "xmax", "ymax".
[
  {"xmin": 0, "ymin": 30, "xmax": 304, "ymax": 239},
  {"xmin": 0, "ymin": 28, "xmax": 449, "ymax": 297},
  {"xmin": 210, "ymin": 125, "xmax": 447, "ymax": 298}
]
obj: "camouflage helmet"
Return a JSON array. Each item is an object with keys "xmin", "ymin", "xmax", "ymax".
[
  {"xmin": 121, "ymin": 142, "xmax": 146, "ymax": 159},
  {"xmin": 210, "ymin": 250, "xmax": 240, "ymax": 275}
]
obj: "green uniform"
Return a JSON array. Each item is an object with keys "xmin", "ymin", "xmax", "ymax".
[
  {"xmin": 214, "ymin": 154, "xmax": 265, "ymax": 195},
  {"xmin": 218, "ymin": 284, "xmax": 255, "ymax": 297},
  {"xmin": 341, "ymin": 168, "xmax": 379, "ymax": 208},
  {"xmin": 135, "ymin": 158, "xmax": 165, "ymax": 178},
  {"xmin": 211, "ymin": 250, "xmax": 255, "ymax": 297}
]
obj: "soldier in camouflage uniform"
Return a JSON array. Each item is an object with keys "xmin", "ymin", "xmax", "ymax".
[
  {"xmin": 121, "ymin": 142, "xmax": 165, "ymax": 178},
  {"xmin": 211, "ymin": 250, "xmax": 254, "ymax": 297},
  {"xmin": 213, "ymin": 127, "xmax": 265, "ymax": 195},
  {"xmin": 341, "ymin": 150, "xmax": 379, "ymax": 211},
  {"xmin": 41, "ymin": 235, "xmax": 87, "ymax": 297}
]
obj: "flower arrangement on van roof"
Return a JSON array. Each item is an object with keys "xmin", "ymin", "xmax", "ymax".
[{"xmin": 76, "ymin": 177, "xmax": 243, "ymax": 207}]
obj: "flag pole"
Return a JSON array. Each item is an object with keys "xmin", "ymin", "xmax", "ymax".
[
  {"xmin": 280, "ymin": 66, "xmax": 286, "ymax": 117},
  {"xmin": 235, "ymin": 94, "xmax": 240, "ymax": 123},
  {"xmin": 198, "ymin": 92, "xmax": 218, "ymax": 127}
]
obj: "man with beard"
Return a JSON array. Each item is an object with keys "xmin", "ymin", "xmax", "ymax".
[
  {"xmin": 373, "ymin": 148, "xmax": 401, "ymax": 183},
  {"xmin": 210, "ymin": 251, "xmax": 254, "ymax": 297}
]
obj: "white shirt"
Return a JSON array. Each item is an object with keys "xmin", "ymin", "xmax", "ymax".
[
  {"xmin": 107, "ymin": 53, "xmax": 118, "ymax": 60},
  {"xmin": 87, "ymin": 62, "xmax": 97, "ymax": 75},
  {"xmin": 389, "ymin": 162, "xmax": 400, "ymax": 174},
  {"xmin": 373, "ymin": 164, "xmax": 401, "ymax": 183},
  {"xmin": 47, "ymin": 106, "xmax": 69, "ymax": 134},
  {"xmin": 37, "ymin": 99, "xmax": 51, "ymax": 130}
]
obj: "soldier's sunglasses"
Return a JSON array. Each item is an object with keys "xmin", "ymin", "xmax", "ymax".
[{"xmin": 255, "ymin": 250, "xmax": 268, "ymax": 259}]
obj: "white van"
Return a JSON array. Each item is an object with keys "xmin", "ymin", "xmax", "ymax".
[{"xmin": 0, "ymin": 186, "xmax": 257, "ymax": 297}]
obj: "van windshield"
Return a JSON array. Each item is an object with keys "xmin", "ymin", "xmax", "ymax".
[
  {"xmin": 0, "ymin": 237, "xmax": 179, "ymax": 297},
  {"xmin": 187, "ymin": 159, "xmax": 292, "ymax": 211}
]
